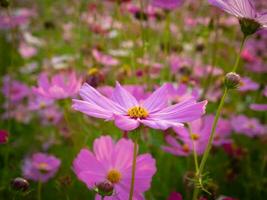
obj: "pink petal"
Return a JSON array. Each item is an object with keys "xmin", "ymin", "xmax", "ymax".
[
  {"xmin": 111, "ymin": 82, "xmax": 138, "ymax": 110},
  {"xmin": 142, "ymin": 84, "xmax": 169, "ymax": 113},
  {"xmin": 114, "ymin": 114, "xmax": 140, "ymax": 131},
  {"xmin": 72, "ymin": 99, "xmax": 113, "ymax": 119},
  {"xmin": 93, "ymin": 136, "xmax": 114, "ymax": 169}
]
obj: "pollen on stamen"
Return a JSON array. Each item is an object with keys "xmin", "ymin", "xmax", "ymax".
[
  {"xmin": 106, "ymin": 169, "xmax": 122, "ymax": 184},
  {"xmin": 191, "ymin": 133, "xmax": 200, "ymax": 141},
  {"xmin": 37, "ymin": 162, "xmax": 50, "ymax": 173},
  {"xmin": 127, "ymin": 106, "xmax": 148, "ymax": 119}
]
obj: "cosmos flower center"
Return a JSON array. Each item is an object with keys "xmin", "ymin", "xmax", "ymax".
[
  {"xmin": 191, "ymin": 133, "xmax": 200, "ymax": 141},
  {"xmin": 106, "ymin": 169, "xmax": 121, "ymax": 184},
  {"xmin": 127, "ymin": 106, "xmax": 148, "ymax": 119},
  {"xmin": 37, "ymin": 162, "xmax": 50, "ymax": 173},
  {"xmin": 182, "ymin": 144, "xmax": 190, "ymax": 153}
]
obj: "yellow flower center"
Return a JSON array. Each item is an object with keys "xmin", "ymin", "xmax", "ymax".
[
  {"xmin": 88, "ymin": 67, "xmax": 99, "ymax": 75},
  {"xmin": 106, "ymin": 169, "xmax": 121, "ymax": 184},
  {"xmin": 37, "ymin": 162, "xmax": 50, "ymax": 173},
  {"xmin": 127, "ymin": 106, "xmax": 148, "ymax": 119},
  {"xmin": 191, "ymin": 133, "xmax": 200, "ymax": 141}
]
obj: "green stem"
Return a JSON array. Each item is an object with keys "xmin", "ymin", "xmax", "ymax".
[
  {"xmin": 199, "ymin": 88, "xmax": 227, "ymax": 173},
  {"xmin": 164, "ymin": 11, "xmax": 171, "ymax": 55},
  {"xmin": 192, "ymin": 33, "xmax": 248, "ymax": 200},
  {"xmin": 192, "ymin": 88, "xmax": 228, "ymax": 200},
  {"xmin": 37, "ymin": 181, "xmax": 42, "ymax": 200},
  {"xmin": 129, "ymin": 134, "xmax": 139, "ymax": 200},
  {"xmin": 232, "ymin": 35, "xmax": 247, "ymax": 72},
  {"xmin": 188, "ymin": 125, "xmax": 199, "ymax": 172}
]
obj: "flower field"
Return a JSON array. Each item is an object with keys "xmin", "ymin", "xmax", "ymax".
[{"xmin": 0, "ymin": 0, "xmax": 267, "ymax": 200}]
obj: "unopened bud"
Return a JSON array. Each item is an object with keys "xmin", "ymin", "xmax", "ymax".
[
  {"xmin": 239, "ymin": 18, "xmax": 261, "ymax": 36},
  {"xmin": 224, "ymin": 72, "xmax": 240, "ymax": 89},
  {"xmin": 0, "ymin": 0, "xmax": 9, "ymax": 8},
  {"xmin": 11, "ymin": 177, "xmax": 30, "ymax": 192},
  {"xmin": 95, "ymin": 180, "xmax": 114, "ymax": 197}
]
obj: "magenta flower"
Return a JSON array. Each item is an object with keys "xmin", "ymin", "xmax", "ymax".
[
  {"xmin": 98, "ymin": 85, "xmax": 149, "ymax": 102},
  {"xmin": 19, "ymin": 42, "xmax": 37, "ymax": 59},
  {"xmin": 0, "ymin": 130, "xmax": 9, "ymax": 144},
  {"xmin": 22, "ymin": 153, "xmax": 61, "ymax": 182},
  {"xmin": 231, "ymin": 115, "xmax": 266, "ymax": 137},
  {"xmin": 166, "ymin": 83, "xmax": 200, "ymax": 103},
  {"xmin": 73, "ymin": 136, "xmax": 156, "ymax": 199},
  {"xmin": 250, "ymin": 103, "xmax": 267, "ymax": 111},
  {"xmin": 151, "ymin": 0, "xmax": 184, "ymax": 10},
  {"xmin": 239, "ymin": 77, "xmax": 259, "ymax": 92},
  {"xmin": 33, "ymin": 71, "xmax": 82, "ymax": 100},
  {"xmin": 2, "ymin": 76, "xmax": 29, "ymax": 102},
  {"xmin": 264, "ymin": 86, "xmax": 267, "ymax": 97},
  {"xmin": 72, "ymin": 82, "xmax": 207, "ymax": 131},
  {"xmin": 92, "ymin": 49, "xmax": 119, "ymax": 66},
  {"xmin": 167, "ymin": 192, "xmax": 183, "ymax": 200},
  {"xmin": 208, "ymin": 0, "xmax": 267, "ymax": 34},
  {"xmin": 162, "ymin": 115, "xmax": 232, "ymax": 156}
]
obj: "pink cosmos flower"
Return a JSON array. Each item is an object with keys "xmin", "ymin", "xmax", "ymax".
[
  {"xmin": 239, "ymin": 76, "xmax": 259, "ymax": 92},
  {"xmin": 162, "ymin": 115, "xmax": 232, "ymax": 156},
  {"xmin": 98, "ymin": 85, "xmax": 149, "ymax": 102},
  {"xmin": 73, "ymin": 136, "xmax": 156, "ymax": 199},
  {"xmin": 208, "ymin": 0, "xmax": 267, "ymax": 29},
  {"xmin": 2, "ymin": 76, "xmax": 29, "ymax": 102},
  {"xmin": 22, "ymin": 153, "xmax": 61, "ymax": 182},
  {"xmin": 38, "ymin": 106, "xmax": 62, "ymax": 125},
  {"xmin": 19, "ymin": 42, "xmax": 37, "ymax": 59},
  {"xmin": 250, "ymin": 103, "xmax": 267, "ymax": 111},
  {"xmin": 231, "ymin": 115, "xmax": 266, "ymax": 137},
  {"xmin": 33, "ymin": 71, "xmax": 82, "ymax": 100},
  {"xmin": 167, "ymin": 192, "xmax": 183, "ymax": 200},
  {"xmin": 151, "ymin": 0, "xmax": 184, "ymax": 10},
  {"xmin": 0, "ymin": 8, "xmax": 35, "ymax": 29},
  {"xmin": 166, "ymin": 83, "xmax": 200, "ymax": 104},
  {"xmin": 264, "ymin": 86, "xmax": 267, "ymax": 97},
  {"xmin": 92, "ymin": 49, "xmax": 119, "ymax": 66},
  {"xmin": 168, "ymin": 55, "xmax": 193, "ymax": 74},
  {"xmin": 0, "ymin": 130, "xmax": 9, "ymax": 144},
  {"xmin": 72, "ymin": 82, "xmax": 207, "ymax": 131},
  {"xmin": 28, "ymin": 96, "xmax": 54, "ymax": 111}
]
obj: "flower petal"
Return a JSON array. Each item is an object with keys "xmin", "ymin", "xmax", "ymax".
[
  {"xmin": 142, "ymin": 84, "xmax": 169, "ymax": 113},
  {"xmin": 114, "ymin": 115, "xmax": 140, "ymax": 131},
  {"xmin": 111, "ymin": 82, "xmax": 139, "ymax": 109}
]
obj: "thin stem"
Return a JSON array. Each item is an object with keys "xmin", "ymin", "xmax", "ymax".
[
  {"xmin": 37, "ymin": 181, "xmax": 42, "ymax": 200},
  {"xmin": 192, "ymin": 34, "xmax": 247, "ymax": 200},
  {"xmin": 232, "ymin": 35, "xmax": 247, "ymax": 72},
  {"xmin": 188, "ymin": 125, "xmax": 199, "ymax": 172},
  {"xmin": 192, "ymin": 88, "xmax": 228, "ymax": 200},
  {"xmin": 129, "ymin": 134, "xmax": 139, "ymax": 200},
  {"xmin": 199, "ymin": 88, "xmax": 227, "ymax": 174},
  {"xmin": 164, "ymin": 11, "xmax": 171, "ymax": 55}
]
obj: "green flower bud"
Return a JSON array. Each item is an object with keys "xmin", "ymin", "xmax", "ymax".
[
  {"xmin": 224, "ymin": 72, "xmax": 241, "ymax": 89},
  {"xmin": 94, "ymin": 180, "xmax": 114, "ymax": 197},
  {"xmin": 10, "ymin": 177, "xmax": 30, "ymax": 192},
  {"xmin": 239, "ymin": 18, "xmax": 261, "ymax": 36}
]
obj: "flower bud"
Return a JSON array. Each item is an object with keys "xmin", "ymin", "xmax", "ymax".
[
  {"xmin": 239, "ymin": 18, "xmax": 261, "ymax": 36},
  {"xmin": 11, "ymin": 177, "xmax": 30, "ymax": 192},
  {"xmin": 0, "ymin": 0, "xmax": 9, "ymax": 8},
  {"xmin": 95, "ymin": 180, "xmax": 114, "ymax": 197},
  {"xmin": 0, "ymin": 130, "xmax": 8, "ymax": 144},
  {"xmin": 224, "ymin": 72, "xmax": 241, "ymax": 89}
]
